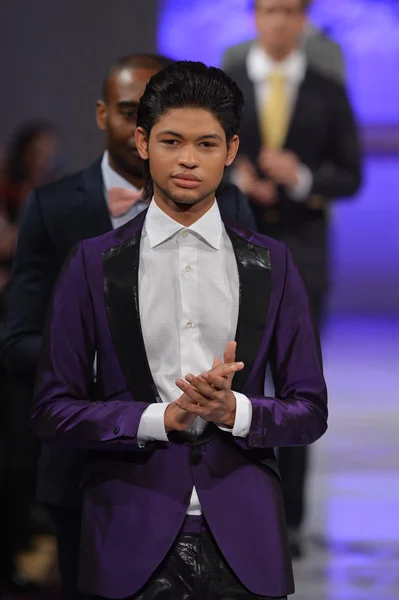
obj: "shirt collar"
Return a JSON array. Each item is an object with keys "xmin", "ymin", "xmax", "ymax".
[
  {"xmin": 101, "ymin": 150, "xmax": 139, "ymax": 196},
  {"xmin": 247, "ymin": 45, "xmax": 306, "ymax": 84},
  {"xmin": 145, "ymin": 198, "xmax": 223, "ymax": 250}
]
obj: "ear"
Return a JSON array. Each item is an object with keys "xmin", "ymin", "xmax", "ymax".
[
  {"xmin": 135, "ymin": 127, "xmax": 149, "ymax": 160},
  {"xmin": 96, "ymin": 100, "xmax": 107, "ymax": 131},
  {"xmin": 225, "ymin": 135, "xmax": 240, "ymax": 167}
]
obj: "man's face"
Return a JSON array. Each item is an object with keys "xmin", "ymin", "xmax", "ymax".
[
  {"xmin": 96, "ymin": 66, "xmax": 159, "ymax": 181},
  {"xmin": 254, "ymin": 0, "xmax": 305, "ymax": 58},
  {"xmin": 136, "ymin": 107, "xmax": 239, "ymax": 207}
]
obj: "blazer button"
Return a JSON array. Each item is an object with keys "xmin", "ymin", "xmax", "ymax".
[
  {"xmin": 113, "ymin": 427, "xmax": 120, "ymax": 435},
  {"xmin": 190, "ymin": 446, "xmax": 202, "ymax": 465}
]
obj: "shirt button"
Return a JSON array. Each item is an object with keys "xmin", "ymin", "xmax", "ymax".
[
  {"xmin": 182, "ymin": 231, "xmax": 188, "ymax": 238},
  {"xmin": 187, "ymin": 321, "xmax": 193, "ymax": 328},
  {"xmin": 185, "ymin": 265, "xmax": 192, "ymax": 273}
]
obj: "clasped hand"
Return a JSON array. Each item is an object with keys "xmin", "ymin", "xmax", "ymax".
[{"xmin": 164, "ymin": 342, "xmax": 244, "ymax": 432}]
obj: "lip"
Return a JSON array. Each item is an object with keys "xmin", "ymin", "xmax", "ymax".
[{"xmin": 171, "ymin": 173, "xmax": 202, "ymax": 189}]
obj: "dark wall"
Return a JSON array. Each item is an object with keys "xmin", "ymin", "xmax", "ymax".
[{"xmin": 0, "ymin": 0, "xmax": 158, "ymax": 172}]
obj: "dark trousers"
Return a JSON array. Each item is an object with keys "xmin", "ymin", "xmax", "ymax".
[
  {"xmin": 47, "ymin": 504, "xmax": 91, "ymax": 600},
  {"xmin": 277, "ymin": 291, "xmax": 324, "ymax": 529},
  {"xmin": 94, "ymin": 517, "xmax": 287, "ymax": 600}
]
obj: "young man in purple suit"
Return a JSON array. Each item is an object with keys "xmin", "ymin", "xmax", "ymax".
[{"xmin": 32, "ymin": 61, "xmax": 328, "ymax": 600}]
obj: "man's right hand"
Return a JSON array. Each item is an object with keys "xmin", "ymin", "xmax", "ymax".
[
  {"xmin": 234, "ymin": 155, "xmax": 277, "ymax": 207},
  {"xmin": 164, "ymin": 395, "xmax": 197, "ymax": 432},
  {"xmin": 248, "ymin": 179, "xmax": 278, "ymax": 207}
]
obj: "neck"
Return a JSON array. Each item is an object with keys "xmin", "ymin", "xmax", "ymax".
[
  {"xmin": 107, "ymin": 154, "xmax": 144, "ymax": 189},
  {"xmin": 153, "ymin": 192, "xmax": 216, "ymax": 227},
  {"xmin": 262, "ymin": 46, "xmax": 296, "ymax": 63}
]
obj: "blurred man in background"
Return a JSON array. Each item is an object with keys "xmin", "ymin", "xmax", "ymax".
[
  {"xmin": 0, "ymin": 121, "xmax": 61, "ymax": 597},
  {"xmin": 223, "ymin": 0, "xmax": 362, "ymax": 558},
  {"xmin": 222, "ymin": 0, "xmax": 345, "ymax": 83},
  {"xmin": 1, "ymin": 53, "xmax": 254, "ymax": 600}
]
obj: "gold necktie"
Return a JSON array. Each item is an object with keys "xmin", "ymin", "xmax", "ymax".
[{"xmin": 261, "ymin": 71, "xmax": 289, "ymax": 149}]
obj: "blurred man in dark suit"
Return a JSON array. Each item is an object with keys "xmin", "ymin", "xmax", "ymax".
[
  {"xmin": 223, "ymin": 0, "xmax": 362, "ymax": 558},
  {"xmin": 222, "ymin": 0, "xmax": 345, "ymax": 83},
  {"xmin": 1, "ymin": 53, "xmax": 255, "ymax": 600}
]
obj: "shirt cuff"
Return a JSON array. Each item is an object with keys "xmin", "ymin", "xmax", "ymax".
[
  {"xmin": 286, "ymin": 164, "xmax": 313, "ymax": 202},
  {"xmin": 218, "ymin": 392, "xmax": 252, "ymax": 438},
  {"xmin": 137, "ymin": 403, "xmax": 169, "ymax": 447}
]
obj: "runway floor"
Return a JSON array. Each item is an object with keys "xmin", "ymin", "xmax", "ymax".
[{"xmin": 293, "ymin": 315, "xmax": 399, "ymax": 599}]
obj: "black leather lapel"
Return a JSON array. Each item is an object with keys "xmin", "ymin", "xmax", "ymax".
[
  {"xmin": 226, "ymin": 229, "xmax": 272, "ymax": 392},
  {"xmin": 102, "ymin": 230, "xmax": 160, "ymax": 404}
]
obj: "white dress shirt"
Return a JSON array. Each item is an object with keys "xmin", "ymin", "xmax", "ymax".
[
  {"xmin": 246, "ymin": 46, "xmax": 312, "ymax": 201},
  {"xmin": 137, "ymin": 199, "xmax": 253, "ymax": 515},
  {"xmin": 101, "ymin": 150, "xmax": 147, "ymax": 228}
]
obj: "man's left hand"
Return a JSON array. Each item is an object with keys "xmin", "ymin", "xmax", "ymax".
[
  {"xmin": 175, "ymin": 341, "xmax": 244, "ymax": 427},
  {"xmin": 258, "ymin": 149, "xmax": 300, "ymax": 187}
]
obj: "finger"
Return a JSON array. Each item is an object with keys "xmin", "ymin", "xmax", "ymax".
[
  {"xmin": 185, "ymin": 374, "xmax": 221, "ymax": 398},
  {"xmin": 224, "ymin": 341, "xmax": 237, "ymax": 365},
  {"xmin": 181, "ymin": 375, "xmax": 219, "ymax": 402},
  {"xmin": 202, "ymin": 372, "xmax": 230, "ymax": 391},
  {"xmin": 201, "ymin": 363, "xmax": 244, "ymax": 390},
  {"xmin": 205, "ymin": 361, "xmax": 244, "ymax": 379},
  {"xmin": 212, "ymin": 357, "xmax": 222, "ymax": 369},
  {"xmin": 176, "ymin": 379, "xmax": 213, "ymax": 407},
  {"xmin": 175, "ymin": 397, "xmax": 206, "ymax": 417}
]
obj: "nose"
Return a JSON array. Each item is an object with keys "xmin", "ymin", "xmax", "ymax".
[{"xmin": 178, "ymin": 145, "xmax": 198, "ymax": 169}]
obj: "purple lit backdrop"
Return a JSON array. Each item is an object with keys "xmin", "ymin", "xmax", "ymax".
[{"xmin": 158, "ymin": 0, "xmax": 399, "ymax": 314}]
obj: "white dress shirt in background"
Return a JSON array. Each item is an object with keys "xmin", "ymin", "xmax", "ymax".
[
  {"xmin": 246, "ymin": 46, "xmax": 313, "ymax": 201},
  {"xmin": 137, "ymin": 199, "xmax": 253, "ymax": 515},
  {"xmin": 101, "ymin": 150, "xmax": 148, "ymax": 228}
]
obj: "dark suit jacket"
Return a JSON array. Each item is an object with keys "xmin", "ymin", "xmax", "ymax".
[
  {"xmin": 1, "ymin": 157, "xmax": 255, "ymax": 506},
  {"xmin": 226, "ymin": 64, "xmax": 362, "ymax": 294}
]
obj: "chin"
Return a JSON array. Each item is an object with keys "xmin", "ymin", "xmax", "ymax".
[
  {"xmin": 172, "ymin": 195, "xmax": 202, "ymax": 206},
  {"xmin": 171, "ymin": 193, "xmax": 210, "ymax": 208}
]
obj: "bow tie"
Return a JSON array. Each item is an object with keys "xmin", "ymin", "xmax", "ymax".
[{"xmin": 108, "ymin": 187, "xmax": 143, "ymax": 218}]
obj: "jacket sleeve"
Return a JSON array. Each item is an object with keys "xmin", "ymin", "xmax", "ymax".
[
  {"xmin": 234, "ymin": 245, "xmax": 328, "ymax": 450},
  {"xmin": 31, "ymin": 241, "xmax": 154, "ymax": 452},
  {"xmin": 2, "ymin": 190, "xmax": 57, "ymax": 377},
  {"xmin": 310, "ymin": 82, "xmax": 362, "ymax": 199}
]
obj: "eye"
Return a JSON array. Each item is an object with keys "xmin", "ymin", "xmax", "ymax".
[
  {"xmin": 161, "ymin": 139, "xmax": 179, "ymax": 145},
  {"xmin": 121, "ymin": 110, "xmax": 137, "ymax": 119},
  {"xmin": 200, "ymin": 142, "xmax": 217, "ymax": 148}
]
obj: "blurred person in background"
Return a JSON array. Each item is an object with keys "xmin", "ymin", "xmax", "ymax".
[
  {"xmin": 222, "ymin": 0, "xmax": 345, "ymax": 83},
  {"xmin": 1, "ymin": 53, "xmax": 254, "ymax": 600},
  {"xmin": 0, "ymin": 122, "xmax": 61, "ymax": 596},
  {"xmin": 0, "ymin": 121, "xmax": 61, "ymax": 308},
  {"xmin": 0, "ymin": 151, "xmax": 17, "ymax": 307},
  {"xmin": 223, "ymin": 0, "xmax": 362, "ymax": 558},
  {"xmin": 2, "ymin": 120, "xmax": 61, "ymax": 219}
]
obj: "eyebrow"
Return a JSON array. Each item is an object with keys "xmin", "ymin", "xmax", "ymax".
[
  {"xmin": 116, "ymin": 101, "xmax": 139, "ymax": 107},
  {"xmin": 156, "ymin": 130, "xmax": 224, "ymax": 142}
]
